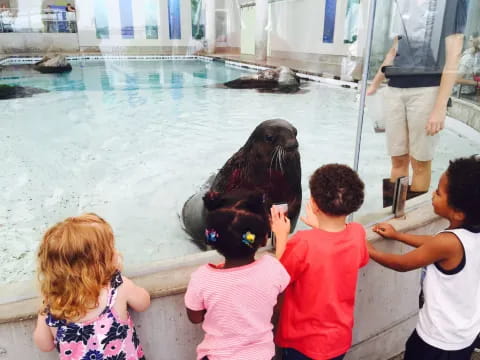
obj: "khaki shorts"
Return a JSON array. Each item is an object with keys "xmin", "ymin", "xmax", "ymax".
[{"xmin": 384, "ymin": 86, "xmax": 440, "ymax": 161}]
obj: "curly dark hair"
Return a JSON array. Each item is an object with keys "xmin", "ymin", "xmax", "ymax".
[
  {"xmin": 203, "ymin": 190, "xmax": 270, "ymax": 260},
  {"xmin": 309, "ymin": 164, "xmax": 364, "ymax": 216},
  {"xmin": 446, "ymin": 155, "xmax": 480, "ymax": 233}
]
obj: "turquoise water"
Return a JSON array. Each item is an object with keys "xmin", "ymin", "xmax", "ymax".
[{"xmin": 0, "ymin": 59, "xmax": 478, "ymax": 284}]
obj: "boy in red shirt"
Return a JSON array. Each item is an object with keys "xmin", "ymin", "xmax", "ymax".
[{"xmin": 271, "ymin": 164, "xmax": 369, "ymax": 360}]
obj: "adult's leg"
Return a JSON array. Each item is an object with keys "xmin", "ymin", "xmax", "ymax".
[
  {"xmin": 410, "ymin": 158, "xmax": 431, "ymax": 192},
  {"xmin": 391, "ymin": 154, "xmax": 410, "ymax": 182},
  {"xmin": 405, "ymin": 87, "xmax": 439, "ymax": 192},
  {"xmin": 383, "ymin": 86, "xmax": 409, "ymax": 207}
]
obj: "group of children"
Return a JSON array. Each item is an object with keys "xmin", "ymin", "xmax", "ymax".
[{"xmin": 33, "ymin": 155, "xmax": 480, "ymax": 360}]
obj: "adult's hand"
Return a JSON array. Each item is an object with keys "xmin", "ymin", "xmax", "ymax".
[{"xmin": 425, "ymin": 107, "xmax": 446, "ymax": 136}]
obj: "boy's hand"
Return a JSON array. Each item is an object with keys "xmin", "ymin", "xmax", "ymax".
[
  {"xmin": 372, "ymin": 223, "xmax": 397, "ymax": 239},
  {"xmin": 300, "ymin": 201, "xmax": 319, "ymax": 229}
]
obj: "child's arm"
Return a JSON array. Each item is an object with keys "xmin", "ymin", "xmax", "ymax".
[
  {"xmin": 186, "ymin": 308, "xmax": 206, "ymax": 324},
  {"xmin": 373, "ymin": 223, "xmax": 434, "ymax": 248},
  {"xmin": 271, "ymin": 293, "xmax": 284, "ymax": 328},
  {"xmin": 270, "ymin": 207, "xmax": 291, "ymax": 259},
  {"xmin": 123, "ymin": 277, "xmax": 151, "ymax": 312},
  {"xmin": 33, "ymin": 314, "xmax": 55, "ymax": 352},
  {"xmin": 367, "ymin": 232, "xmax": 462, "ymax": 272}
]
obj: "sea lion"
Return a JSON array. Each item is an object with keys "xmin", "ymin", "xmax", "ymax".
[
  {"xmin": 0, "ymin": 84, "xmax": 49, "ymax": 100},
  {"xmin": 182, "ymin": 119, "xmax": 302, "ymax": 248},
  {"xmin": 223, "ymin": 66, "xmax": 300, "ymax": 93}
]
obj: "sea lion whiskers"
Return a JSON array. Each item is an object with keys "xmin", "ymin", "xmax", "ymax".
[
  {"xmin": 269, "ymin": 146, "xmax": 279, "ymax": 174},
  {"xmin": 270, "ymin": 145, "xmax": 285, "ymax": 174}
]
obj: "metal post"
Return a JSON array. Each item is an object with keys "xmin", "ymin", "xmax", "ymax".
[
  {"xmin": 255, "ymin": 0, "xmax": 268, "ymax": 61},
  {"xmin": 352, "ymin": 0, "xmax": 378, "ymax": 172},
  {"xmin": 205, "ymin": 0, "xmax": 216, "ymax": 53}
]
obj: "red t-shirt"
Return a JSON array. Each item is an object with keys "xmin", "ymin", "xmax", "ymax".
[{"xmin": 275, "ymin": 222, "xmax": 369, "ymax": 359}]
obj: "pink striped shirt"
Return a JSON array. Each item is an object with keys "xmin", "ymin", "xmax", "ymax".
[{"xmin": 185, "ymin": 254, "xmax": 290, "ymax": 360}]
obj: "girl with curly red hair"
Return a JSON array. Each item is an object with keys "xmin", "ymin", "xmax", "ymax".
[{"xmin": 33, "ymin": 213, "xmax": 150, "ymax": 360}]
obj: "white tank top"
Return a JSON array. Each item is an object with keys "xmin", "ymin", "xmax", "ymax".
[{"xmin": 417, "ymin": 229, "xmax": 480, "ymax": 350}]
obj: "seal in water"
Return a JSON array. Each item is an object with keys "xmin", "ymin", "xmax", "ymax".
[
  {"xmin": 0, "ymin": 84, "xmax": 49, "ymax": 100},
  {"xmin": 182, "ymin": 119, "xmax": 302, "ymax": 248},
  {"xmin": 223, "ymin": 66, "xmax": 300, "ymax": 93}
]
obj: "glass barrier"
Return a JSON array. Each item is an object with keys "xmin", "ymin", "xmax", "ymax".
[
  {"xmin": 357, "ymin": 0, "xmax": 480, "ymax": 221},
  {"xmin": 452, "ymin": 0, "xmax": 480, "ymax": 106},
  {"xmin": 1, "ymin": 0, "xmax": 479, "ymax": 285}
]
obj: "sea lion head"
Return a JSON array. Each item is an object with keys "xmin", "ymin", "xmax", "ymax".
[
  {"xmin": 243, "ymin": 119, "xmax": 299, "ymax": 174},
  {"xmin": 212, "ymin": 119, "xmax": 301, "ymax": 194}
]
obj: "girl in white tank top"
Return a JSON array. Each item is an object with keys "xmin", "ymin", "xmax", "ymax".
[{"xmin": 367, "ymin": 155, "xmax": 480, "ymax": 360}]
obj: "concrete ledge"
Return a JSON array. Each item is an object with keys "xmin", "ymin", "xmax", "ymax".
[
  {"xmin": 348, "ymin": 315, "xmax": 417, "ymax": 360},
  {"xmin": 448, "ymin": 97, "xmax": 480, "ymax": 132}
]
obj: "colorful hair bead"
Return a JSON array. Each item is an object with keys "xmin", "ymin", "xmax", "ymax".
[
  {"xmin": 242, "ymin": 231, "xmax": 256, "ymax": 248},
  {"xmin": 205, "ymin": 229, "xmax": 219, "ymax": 244}
]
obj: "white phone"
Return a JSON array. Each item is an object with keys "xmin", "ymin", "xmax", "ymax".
[{"xmin": 272, "ymin": 202, "xmax": 288, "ymax": 214}]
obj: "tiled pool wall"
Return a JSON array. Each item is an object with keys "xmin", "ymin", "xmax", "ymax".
[{"xmin": 0, "ymin": 54, "xmax": 359, "ymax": 89}]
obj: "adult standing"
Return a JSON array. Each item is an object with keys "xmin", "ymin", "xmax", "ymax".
[{"xmin": 367, "ymin": 0, "xmax": 468, "ymax": 207}]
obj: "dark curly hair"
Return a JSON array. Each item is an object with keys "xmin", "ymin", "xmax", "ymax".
[
  {"xmin": 446, "ymin": 155, "xmax": 480, "ymax": 233},
  {"xmin": 309, "ymin": 164, "xmax": 364, "ymax": 216},
  {"xmin": 203, "ymin": 190, "xmax": 270, "ymax": 259}
]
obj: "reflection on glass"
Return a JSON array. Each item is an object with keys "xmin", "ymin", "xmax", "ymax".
[
  {"xmin": 453, "ymin": 36, "xmax": 480, "ymax": 101},
  {"xmin": 145, "ymin": 0, "xmax": 159, "ymax": 39},
  {"xmin": 94, "ymin": 0, "xmax": 109, "ymax": 39},
  {"xmin": 451, "ymin": 0, "xmax": 480, "ymax": 105},
  {"xmin": 323, "ymin": 0, "xmax": 337, "ymax": 44},
  {"xmin": 148, "ymin": 73, "xmax": 161, "ymax": 86},
  {"xmin": 362, "ymin": 0, "xmax": 472, "ymax": 214},
  {"xmin": 101, "ymin": 72, "xmax": 114, "ymax": 91},
  {"xmin": 168, "ymin": 0, "xmax": 181, "ymax": 40},
  {"xmin": 215, "ymin": 10, "xmax": 227, "ymax": 43},
  {"xmin": 191, "ymin": 0, "xmax": 204, "ymax": 40},
  {"xmin": 170, "ymin": 71, "xmax": 184, "ymax": 100},
  {"xmin": 344, "ymin": 0, "xmax": 360, "ymax": 44},
  {"xmin": 119, "ymin": 0, "xmax": 134, "ymax": 39}
]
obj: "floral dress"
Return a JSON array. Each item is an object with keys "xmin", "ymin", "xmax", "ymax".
[{"xmin": 46, "ymin": 272, "xmax": 145, "ymax": 360}]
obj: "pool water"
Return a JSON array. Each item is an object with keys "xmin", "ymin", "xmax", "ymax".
[{"xmin": 0, "ymin": 59, "xmax": 478, "ymax": 284}]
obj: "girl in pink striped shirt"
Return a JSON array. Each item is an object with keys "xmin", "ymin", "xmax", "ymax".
[{"xmin": 185, "ymin": 190, "xmax": 290, "ymax": 360}]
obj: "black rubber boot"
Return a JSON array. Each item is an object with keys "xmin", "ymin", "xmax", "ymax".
[
  {"xmin": 406, "ymin": 187, "xmax": 428, "ymax": 201},
  {"xmin": 383, "ymin": 178, "xmax": 395, "ymax": 208}
]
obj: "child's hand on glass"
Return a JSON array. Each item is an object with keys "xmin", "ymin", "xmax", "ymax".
[
  {"xmin": 372, "ymin": 223, "xmax": 397, "ymax": 239},
  {"xmin": 300, "ymin": 200, "xmax": 320, "ymax": 229},
  {"xmin": 270, "ymin": 206, "xmax": 291, "ymax": 237}
]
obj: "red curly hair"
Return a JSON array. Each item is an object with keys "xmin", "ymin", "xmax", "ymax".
[{"xmin": 37, "ymin": 213, "xmax": 118, "ymax": 321}]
